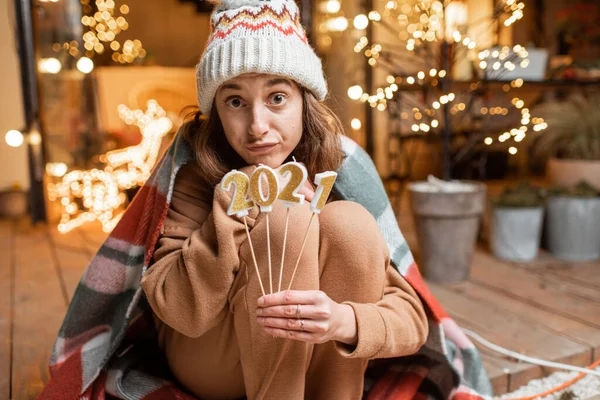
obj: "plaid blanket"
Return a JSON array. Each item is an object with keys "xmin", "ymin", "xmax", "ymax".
[{"xmin": 39, "ymin": 132, "xmax": 493, "ymax": 400}]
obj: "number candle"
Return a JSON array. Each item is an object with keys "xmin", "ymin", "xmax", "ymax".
[
  {"xmin": 220, "ymin": 170, "xmax": 265, "ymax": 296},
  {"xmin": 276, "ymin": 162, "xmax": 308, "ymax": 291},
  {"xmin": 249, "ymin": 166, "xmax": 279, "ymax": 294},
  {"xmin": 287, "ymin": 171, "xmax": 338, "ymax": 291}
]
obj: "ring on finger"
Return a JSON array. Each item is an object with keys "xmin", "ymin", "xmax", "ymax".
[
  {"xmin": 296, "ymin": 304, "xmax": 301, "ymax": 319},
  {"xmin": 300, "ymin": 319, "xmax": 305, "ymax": 332}
]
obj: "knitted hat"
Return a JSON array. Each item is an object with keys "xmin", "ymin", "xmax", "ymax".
[{"xmin": 196, "ymin": 0, "xmax": 328, "ymax": 115}]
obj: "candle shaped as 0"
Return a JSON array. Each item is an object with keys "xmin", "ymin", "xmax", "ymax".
[
  {"xmin": 220, "ymin": 170, "xmax": 256, "ymax": 217},
  {"xmin": 249, "ymin": 165, "xmax": 280, "ymax": 294},
  {"xmin": 277, "ymin": 162, "xmax": 308, "ymax": 207},
  {"xmin": 250, "ymin": 166, "xmax": 280, "ymax": 212}
]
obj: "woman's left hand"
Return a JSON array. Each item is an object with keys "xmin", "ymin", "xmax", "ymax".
[{"xmin": 256, "ymin": 290, "xmax": 358, "ymax": 345}]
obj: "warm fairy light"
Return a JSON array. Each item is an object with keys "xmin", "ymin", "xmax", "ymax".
[
  {"xmin": 322, "ymin": 0, "xmax": 340, "ymax": 14},
  {"xmin": 77, "ymin": 57, "xmax": 94, "ymax": 73},
  {"xmin": 327, "ymin": 17, "xmax": 348, "ymax": 32},
  {"xmin": 81, "ymin": 0, "xmax": 145, "ymax": 63},
  {"xmin": 46, "ymin": 162, "xmax": 68, "ymax": 177},
  {"xmin": 5, "ymin": 130, "xmax": 24, "ymax": 148},
  {"xmin": 29, "ymin": 131, "xmax": 42, "ymax": 145},
  {"xmin": 351, "ymin": 118, "xmax": 362, "ymax": 130},
  {"xmin": 38, "ymin": 58, "xmax": 62, "ymax": 74},
  {"xmin": 345, "ymin": 0, "xmax": 535, "ymax": 155},
  {"xmin": 354, "ymin": 14, "xmax": 369, "ymax": 30},
  {"xmin": 368, "ymin": 11, "xmax": 381, "ymax": 21},
  {"xmin": 49, "ymin": 100, "xmax": 172, "ymax": 233},
  {"xmin": 508, "ymin": 147, "xmax": 518, "ymax": 155},
  {"xmin": 348, "ymin": 85, "xmax": 363, "ymax": 100}
]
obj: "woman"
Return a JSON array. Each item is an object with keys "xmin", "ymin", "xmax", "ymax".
[{"xmin": 139, "ymin": 0, "xmax": 428, "ymax": 398}]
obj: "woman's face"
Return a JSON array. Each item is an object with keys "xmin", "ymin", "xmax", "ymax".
[{"xmin": 215, "ymin": 73, "xmax": 303, "ymax": 169}]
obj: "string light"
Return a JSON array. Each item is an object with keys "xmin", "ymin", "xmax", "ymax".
[
  {"xmin": 354, "ymin": 14, "xmax": 369, "ymax": 30},
  {"xmin": 345, "ymin": 0, "xmax": 540, "ymax": 154},
  {"xmin": 38, "ymin": 58, "xmax": 62, "ymax": 74},
  {"xmin": 351, "ymin": 118, "xmax": 362, "ymax": 130},
  {"xmin": 5, "ymin": 130, "xmax": 24, "ymax": 148},
  {"xmin": 48, "ymin": 100, "xmax": 172, "ymax": 233},
  {"xmin": 81, "ymin": 0, "xmax": 146, "ymax": 63}
]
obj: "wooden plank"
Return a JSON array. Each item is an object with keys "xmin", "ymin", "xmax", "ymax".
[
  {"xmin": 428, "ymin": 282, "xmax": 593, "ymax": 393},
  {"xmin": 470, "ymin": 251, "xmax": 600, "ymax": 328},
  {"xmin": 478, "ymin": 353, "xmax": 510, "ymax": 395},
  {"xmin": 449, "ymin": 282, "xmax": 600, "ymax": 358},
  {"xmin": 46, "ymin": 224, "xmax": 92, "ymax": 257},
  {"xmin": 12, "ymin": 220, "xmax": 66, "ymax": 399},
  {"xmin": 46, "ymin": 226, "xmax": 93, "ymax": 302},
  {"xmin": 537, "ymin": 261, "xmax": 600, "ymax": 290},
  {"xmin": 445, "ymin": 311, "xmax": 545, "ymax": 393},
  {"xmin": 478, "ymin": 340, "xmax": 540, "ymax": 395},
  {"xmin": 48, "ymin": 245, "xmax": 90, "ymax": 303},
  {"xmin": 78, "ymin": 222, "xmax": 109, "ymax": 254},
  {"xmin": 0, "ymin": 220, "xmax": 13, "ymax": 400}
]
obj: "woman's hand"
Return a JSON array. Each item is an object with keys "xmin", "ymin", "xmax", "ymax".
[
  {"xmin": 297, "ymin": 179, "xmax": 315, "ymax": 203},
  {"xmin": 256, "ymin": 290, "xmax": 358, "ymax": 345}
]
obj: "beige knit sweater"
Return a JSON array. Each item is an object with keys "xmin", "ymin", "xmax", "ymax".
[{"xmin": 141, "ymin": 162, "xmax": 428, "ymax": 359}]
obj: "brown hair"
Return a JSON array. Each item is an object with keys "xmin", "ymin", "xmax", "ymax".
[{"xmin": 182, "ymin": 89, "xmax": 345, "ymax": 199}]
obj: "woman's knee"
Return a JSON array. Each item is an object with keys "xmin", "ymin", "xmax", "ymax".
[
  {"xmin": 319, "ymin": 201, "xmax": 384, "ymax": 249},
  {"xmin": 318, "ymin": 201, "xmax": 388, "ymax": 281}
]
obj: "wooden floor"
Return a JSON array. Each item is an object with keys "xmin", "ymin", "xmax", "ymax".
[{"xmin": 1, "ymin": 205, "xmax": 599, "ymax": 398}]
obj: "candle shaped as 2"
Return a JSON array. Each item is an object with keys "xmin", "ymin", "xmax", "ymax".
[
  {"xmin": 220, "ymin": 170, "xmax": 256, "ymax": 217},
  {"xmin": 275, "ymin": 162, "xmax": 308, "ymax": 292},
  {"xmin": 277, "ymin": 162, "xmax": 308, "ymax": 207},
  {"xmin": 220, "ymin": 170, "xmax": 265, "ymax": 296}
]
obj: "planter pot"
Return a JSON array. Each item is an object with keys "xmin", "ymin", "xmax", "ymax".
[
  {"xmin": 547, "ymin": 158, "xmax": 600, "ymax": 192},
  {"xmin": 409, "ymin": 182, "xmax": 486, "ymax": 283},
  {"xmin": 546, "ymin": 196, "xmax": 600, "ymax": 261},
  {"xmin": 0, "ymin": 190, "xmax": 28, "ymax": 218},
  {"xmin": 491, "ymin": 206, "xmax": 544, "ymax": 262}
]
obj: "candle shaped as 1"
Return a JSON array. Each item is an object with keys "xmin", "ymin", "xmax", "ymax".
[
  {"xmin": 310, "ymin": 171, "xmax": 338, "ymax": 214},
  {"xmin": 286, "ymin": 171, "xmax": 338, "ymax": 291}
]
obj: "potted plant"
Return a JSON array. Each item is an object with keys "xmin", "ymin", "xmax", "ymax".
[
  {"xmin": 545, "ymin": 181, "xmax": 600, "ymax": 261},
  {"xmin": 408, "ymin": 176, "xmax": 486, "ymax": 283},
  {"xmin": 490, "ymin": 183, "xmax": 545, "ymax": 262},
  {"xmin": 531, "ymin": 94, "xmax": 600, "ymax": 191}
]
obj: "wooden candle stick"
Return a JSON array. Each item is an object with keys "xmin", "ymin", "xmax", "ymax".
[
  {"xmin": 249, "ymin": 165, "xmax": 279, "ymax": 294},
  {"xmin": 220, "ymin": 170, "xmax": 265, "ymax": 297},
  {"xmin": 286, "ymin": 171, "xmax": 337, "ymax": 291},
  {"xmin": 276, "ymin": 162, "xmax": 308, "ymax": 292}
]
